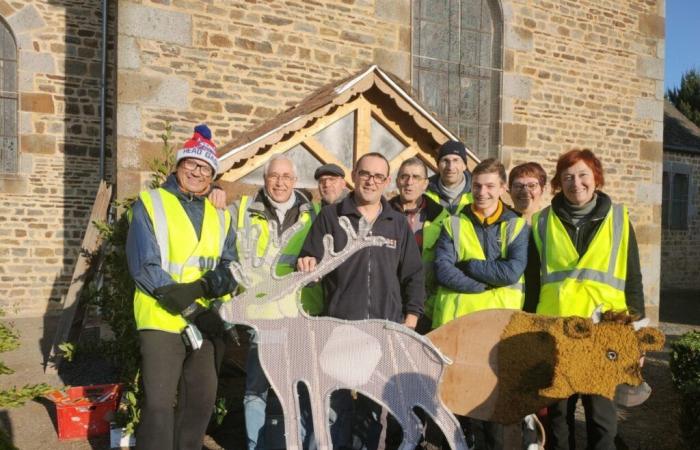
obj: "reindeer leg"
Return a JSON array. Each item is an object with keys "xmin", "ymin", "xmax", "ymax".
[
  {"xmin": 278, "ymin": 382, "xmax": 303, "ymax": 450},
  {"xmin": 396, "ymin": 408, "xmax": 423, "ymax": 450},
  {"xmin": 431, "ymin": 405, "xmax": 470, "ymax": 450}
]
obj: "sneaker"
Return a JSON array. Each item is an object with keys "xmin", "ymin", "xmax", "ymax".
[{"xmin": 614, "ymin": 382, "xmax": 652, "ymax": 407}]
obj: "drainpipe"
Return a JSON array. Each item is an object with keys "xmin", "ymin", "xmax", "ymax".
[{"xmin": 99, "ymin": 0, "xmax": 108, "ymax": 181}]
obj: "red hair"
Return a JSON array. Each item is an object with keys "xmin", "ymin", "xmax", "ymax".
[
  {"xmin": 550, "ymin": 149, "xmax": 605, "ymax": 193},
  {"xmin": 508, "ymin": 162, "xmax": 547, "ymax": 190}
]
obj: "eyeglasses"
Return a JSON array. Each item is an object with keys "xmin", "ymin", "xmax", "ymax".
[
  {"xmin": 398, "ymin": 174, "xmax": 426, "ymax": 183},
  {"xmin": 511, "ymin": 182, "xmax": 541, "ymax": 192},
  {"xmin": 181, "ymin": 159, "xmax": 213, "ymax": 177},
  {"xmin": 356, "ymin": 170, "xmax": 388, "ymax": 183},
  {"xmin": 266, "ymin": 173, "xmax": 295, "ymax": 183}
]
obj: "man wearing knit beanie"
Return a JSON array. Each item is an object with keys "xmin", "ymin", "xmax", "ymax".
[
  {"xmin": 426, "ymin": 140, "xmax": 473, "ymax": 215},
  {"xmin": 126, "ymin": 124, "xmax": 238, "ymax": 450}
]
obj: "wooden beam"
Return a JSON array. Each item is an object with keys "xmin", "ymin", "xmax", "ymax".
[
  {"xmin": 302, "ymin": 137, "xmax": 355, "ymax": 188},
  {"xmin": 47, "ymin": 180, "xmax": 112, "ymax": 373},
  {"xmin": 221, "ymin": 101, "xmax": 361, "ymax": 183},
  {"xmin": 354, "ymin": 100, "xmax": 371, "ymax": 161},
  {"xmin": 388, "ymin": 145, "xmax": 422, "ymax": 174}
]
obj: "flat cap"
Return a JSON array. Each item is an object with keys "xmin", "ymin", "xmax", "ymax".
[{"xmin": 314, "ymin": 163, "xmax": 345, "ymax": 180}]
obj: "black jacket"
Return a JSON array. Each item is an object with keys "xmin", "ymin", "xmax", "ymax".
[
  {"xmin": 229, "ymin": 188, "xmax": 313, "ymax": 236},
  {"xmin": 299, "ymin": 194, "xmax": 425, "ymax": 323},
  {"xmin": 524, "ymin": 192, "xmax": 645, "ymax": 317}
]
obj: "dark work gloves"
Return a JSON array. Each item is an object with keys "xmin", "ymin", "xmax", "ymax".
[
  {"xmin": 192, "ymin": 309, "xmax": 226, "ymax": 338},
  {"xmin": 153, "ymin": 280, "xmax": 206, "ymax": 315},
  {"xmin": 200, "ymin": 266, "xmax": 237, "ymax": 298}
]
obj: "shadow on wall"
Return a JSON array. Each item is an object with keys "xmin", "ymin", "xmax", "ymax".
[
  {"xmin": 39, "ymin": 0, "xmax": 116, "ymax": 382},
  {"xmin": 660, "ymin": 289, "xmax": 700, "ymax": 326}
]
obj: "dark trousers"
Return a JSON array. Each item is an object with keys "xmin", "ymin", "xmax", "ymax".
[
  {"xmin": 459, "ymin": 416, "xmax": 503, "ymax": 450},
  {"xmin": 136, "ymin": 330, "xmax": 224, "ymax": 450},
  {"xmin": 546, "ymin": 394, "xmax": 617, "ymax": 450}
]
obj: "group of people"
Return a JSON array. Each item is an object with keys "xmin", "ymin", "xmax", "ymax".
[{"xmin": 126, "ymin": 124, "xmax": 646, "ymax": 450}]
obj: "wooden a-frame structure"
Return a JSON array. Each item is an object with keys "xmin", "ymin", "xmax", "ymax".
[{"xmin": 217, "ymin": 65, "xmax": 479, "ymax": 188}]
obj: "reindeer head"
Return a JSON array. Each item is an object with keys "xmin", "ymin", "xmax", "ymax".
[{"xmin": 216, "ymin": 216, "xmax": 388, "ymax": 326}]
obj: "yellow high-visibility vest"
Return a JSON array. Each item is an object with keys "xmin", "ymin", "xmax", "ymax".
[
  {"xmin": 532, "ymin": 204, "xmax": 629, "ymax": 318},
  {"xmin": 420, "ymin": 207, "xmax": 450, "ymax": 320},
  {"xmin": 425, "ymin": 189, "xmax": 473, "ymax": 215},
  {"xmin": 432, "ymin": 214, "xmax": 526, "ymax": 328},
  {"xmin": 132, "ymin": 188, "xmax": 232, "ymax": 333},
  {"xmin": 237, "ymin": 195, "xmax": 322, "ymax": 316}
]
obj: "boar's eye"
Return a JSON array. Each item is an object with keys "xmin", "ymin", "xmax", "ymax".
[{"xmin": 606, "ymin": 350, "xmax": 618, "ymax": 361}]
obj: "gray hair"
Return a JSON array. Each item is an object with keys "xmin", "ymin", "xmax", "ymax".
[
  {"xmin": 263, "ymin": 154, "xmax": 297, "ymax": 178},
  {"xmin": 398, "ymin": 157, "xmax": 428, "ymax": 178}
]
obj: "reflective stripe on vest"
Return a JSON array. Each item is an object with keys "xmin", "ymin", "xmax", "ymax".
[
  {"xmin": 133, "ymin": 188, "xmax": 232, "ymax": 332},
  {"xmin": 236, "ymin": 195, "xmax": 322, "ymax": 316},
  {"xmin": 421, "ymin": 207, "xmax": 451, "ymax": 319},
  {"xmin": 532, "ymin": 204, "xmax": 629, "ymax": 318},
  {"xmin": 432, "ymin": 213, "xmax": 526, "ymax": 328}
]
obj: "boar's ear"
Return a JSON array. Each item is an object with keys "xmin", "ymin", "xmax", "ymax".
[
  {"xmin": 636, "ymin": 327, "xmax": 665, "ymax": 352},
  {"xmin": 563, "ymin": 316, "xmax": 592, "ymax": 339}
]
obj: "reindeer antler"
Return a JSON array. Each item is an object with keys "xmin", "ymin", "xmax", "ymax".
[{"xmin": 217, "ymin": 216, "xmax": 387, "ymax": 324}]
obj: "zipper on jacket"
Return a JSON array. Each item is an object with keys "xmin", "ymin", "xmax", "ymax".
[{"xmin": 367, "ymin": 229, "xmax": 372, "ymax": 320}]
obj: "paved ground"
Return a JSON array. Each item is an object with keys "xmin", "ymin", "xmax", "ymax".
[{"xmin": 0, "ymin": 291, "xmax": 697, "ymax": 450}]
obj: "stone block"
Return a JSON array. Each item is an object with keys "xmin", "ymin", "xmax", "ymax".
[
  {"xmin": 19, "ymin": 51, "xmax": 56, "ymax": 75},
  {"xmin": 117, "ymin": 103, "xmax": 141, "ymax": 137},
  {"xmin": 14, "ymin": 32, "xmax": 32, "ymax": 51},
  {"xmin": 0, "ymin": 174, "xmax": 29, "ymax": 195},
  {"xmin": 118, "ymin": 72, "xmax": 189, "ymax": 109},
  {"xmin": 639, "ymin": 140, "xmax": 662, "ymax": 162},
  {"xmin": 20, "ymin": 93, "xmax": 54, "ymax": 114},
  {"xmin": 636, "ymin": 55, "xmax": 664, "ymax": 81},
  {"xmin": 635, "ymin": 182, "xmax": 662, "ymax": 204},
  {"xmin": 374, "ymin": 0, "xmax": 410, "ymax": 24},
  {"xmin": 505, "ymin": 26, "xmax": 533, "ymax": 51},
  {"xmin": 118, "ymin": 35, "xmax": 141, "ymax": 70},
  {"xmin": 18, "ymin": 112, "xmax": 32, "ymax": 134},
  {"xmin": 18, "ymin": 153, "xmax": 33, "ymax": 174},
  {"xmin": 634, "ymin": 98, "xmax": 662, "ymax": 121},
  {"xmin": 235, "ymin": 38, "xmax": 273, "ymax": 53},
  {"xmin": 635, "ymin": 223, "xmax": 660, "ymax": 246},
  {"xmin": 373, "ymin": 48, "xmax": 410, "ymax": 80},
  {"xmin": 0, "ymin": 1, "xmax": 14, "ymax": 17},
  {"xmin": 639, "ymin": 14, "xmax": 664, "ymax": 39},
  {"xmin": 6, "ymin": 4, "xmax": 45, "ymax": 33},
  {"xmin": 20, "ymin": 134, "xmax": 56, "ymax": 154},
  {"xmin": 119, "ymin": 2, "xmax": 192, "ymax": 46},
  {"xmin": 503, "ymin": 73, "xmax": 532, "ymax": 100},
  {"xmin": 192, "ymin": 98, "xmax": 222, "ymax": 113},
  {"xmin": 210, "ymin": 34, "xmax": 233, "ymax": 47},
  {"xmin": 502, "ymin": 123, "xmax": 527, "ymax": 147}
]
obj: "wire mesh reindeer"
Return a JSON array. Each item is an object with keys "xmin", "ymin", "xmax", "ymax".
[{"xmin": 216, "ymin": 217, "xmax": 468, "ymax": 450}]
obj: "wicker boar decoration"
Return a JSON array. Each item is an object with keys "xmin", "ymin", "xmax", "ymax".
[{"xmin": 428, "ymin": 309, "xmax": 665, "ymax": 424}]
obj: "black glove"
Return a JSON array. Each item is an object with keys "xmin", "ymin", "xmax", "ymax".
[
  {"xmin": 153, "ymin": 280, "xmax": 206, "ymax": 315},
  {"xmin": 193, "ymin": 309, "xmax": 226, "ymax": 338},
  {"xmin": 200, "ymin": 267, "xmax": 236, "ymax": 298}
]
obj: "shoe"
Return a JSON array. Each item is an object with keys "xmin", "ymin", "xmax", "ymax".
[{"xmin": 614, "ymin": 381, "xmax": 652, "ymax": 407}]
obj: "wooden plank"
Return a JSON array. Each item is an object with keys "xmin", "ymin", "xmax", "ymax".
[
  {"xmin": 46, "ymin": 181, "xmax": 113, "ymax": 373},
  {"xmin": 354, "ymin": 100, "xmax": 372, "ymax": 161},
  {"xmin": 302, "ymin": 137, "xmax": 354, "ymax": 188}
]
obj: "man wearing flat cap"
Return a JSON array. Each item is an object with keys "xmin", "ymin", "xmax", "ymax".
[
  {"xmin": 314, "ymin": 163, "xmax": 348, "ymax": 207},
  {"xmin": 126, "ymin": 124, "xmax": 238, "ymax": 450}
]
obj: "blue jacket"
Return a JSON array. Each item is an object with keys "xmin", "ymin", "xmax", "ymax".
[
  {"xmin": 434, "ymin": 203, "xmax": 529, "ymax": 293},
  {"xmin": 126, "ymin": 174, "xmax": 238, "ymax": 298}
]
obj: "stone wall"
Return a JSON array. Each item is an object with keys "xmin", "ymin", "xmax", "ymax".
[
  {"xmin": 661, "ymin": 151, "xmax": 700, "ymax": 290},
  {"xmin": 117, "ymin": 0, "xmax": 664, "ymax": 320},
  {"xmin": 0, "ymin": 1, "xmax": 114, "ymax": 316}
]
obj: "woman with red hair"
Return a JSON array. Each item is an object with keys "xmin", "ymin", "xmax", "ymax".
[{"xmin": 524, "ymin": 149, "xmax": 645, "ymax": 449}]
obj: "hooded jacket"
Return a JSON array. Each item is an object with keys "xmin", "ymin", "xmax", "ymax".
[
  {"xmin": 523, "ymin": 191, "xmax": 645, "ymax": 317},
  {"xmin": 426, "ymin": 171, "xmax": 473, "ymax": 214},
  {"xmin": 299, "ymin": 194, "xmax": 425, "ymax": 323}
]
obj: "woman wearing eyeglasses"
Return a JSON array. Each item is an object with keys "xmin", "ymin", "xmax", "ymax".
[
  {"xmin": 524, "ymin": 149, "xmax": 645, "ymax": 450},
  {"xmin": 508, "ymin": 162, "xmax": 548, "ymax": 223}
]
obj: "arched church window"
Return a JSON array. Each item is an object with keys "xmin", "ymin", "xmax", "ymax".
[
  {"xmin": 0, "ymin": 18, "xmax": 17, "ymax": 173},
  {"xmin": 412, "ymin": 0, "xmax": 503, "ymax": 160}
]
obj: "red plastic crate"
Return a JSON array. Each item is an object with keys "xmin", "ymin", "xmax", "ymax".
[{"xmin": 47, "ymin": 383, "xmax": 122, "ymax": 440}]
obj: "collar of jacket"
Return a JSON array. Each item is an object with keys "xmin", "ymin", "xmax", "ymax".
[
  {"xmin": 551, "ymin": 190, "xmax": 611, "ymax": 226},
  {"xmin": 388, "ymin": 193, "xmax": 446, "ymax": 222},
  {"xmin": 462, "ymin": 200, "xmax": 519, "ymax": 227},
  {"xmin": 163, "ymin": 173, "xmax": 211, "ymax": 203},
  {"xmin": 339, "ymin": 193, "xmax": 395, "ymax": 222},
  {"xmin": 427, "ymin": 171, "xmax": 472, "ymax": 200},
  {"xmin": 247, "ymin": 187, "xmax": 313, "ymax": 220}
]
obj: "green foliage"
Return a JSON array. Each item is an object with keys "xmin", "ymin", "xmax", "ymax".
[
  {"xmin": 213, "ymin": 396, "xmax": 228, "ymax": 427},
  {"xmin": 0, "ymin": 384, "xmax": 52, "ymax": 408},
  {"xmin": 667, "ymin": 68, "xmax": 700, "ymax": 128},
  {"xmin": 149, "ymin": 122, "xmax": 176, "ymax": 190},
  {"xmin": 58, "ymin": 342, "xmax": 76, "ymax": 363},
  {"xmin": 670, "ymin": 330, "xmax": 700, "ymax": 447},
  {"xmin": 0, "ymin": 323, "xmax": 19, "ymax": 353}
]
